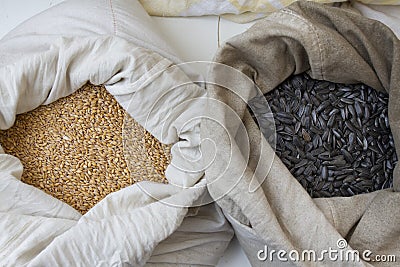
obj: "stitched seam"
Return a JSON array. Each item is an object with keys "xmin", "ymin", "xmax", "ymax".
[
  {"xmin": 280, "ymin": 8, "xmax": 325, "ymax": 80},
  {"xmin": 109, "ymin": 0, "xmax": 117, "ymax": 35},
  {"xmin": 217, "ymin": 16, "xmax": 221, "ymax": 47},
  {"xmin": 0, "ymin": 221, "xmax": 31, "ymax": 258},
  {"xmin": 326, "ymin": 198, "xmax": 337, "ymax": 228},
  {"xmin": 129, "ymin": 58, "xmax": 172, "ymax": 89}
]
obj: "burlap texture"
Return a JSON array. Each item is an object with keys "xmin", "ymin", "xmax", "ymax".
[{"xmin": 203, "ymin": 1, "xmax": 400, "ymax": 266}]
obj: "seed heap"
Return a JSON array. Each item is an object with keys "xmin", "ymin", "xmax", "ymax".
[
  {"xmin": 249, "ymin": 73, "xmax": 397, "ymax": 198},
  {"xmin": 0, "ymin": 84, "xmax": 171, "ymax": 213}
]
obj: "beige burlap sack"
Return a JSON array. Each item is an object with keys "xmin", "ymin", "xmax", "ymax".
[{"xmin": 203, "ymin": 1, "xmax": 400, "ymax": 266}]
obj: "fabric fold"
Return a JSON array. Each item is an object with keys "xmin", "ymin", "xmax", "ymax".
[
  {"xmin": 0, "ymin": 0, "xmax": 233, "ymax": 266},
  {"xmin": 204, "ymin": 1, "xmax": 400, "ymax": 266}
]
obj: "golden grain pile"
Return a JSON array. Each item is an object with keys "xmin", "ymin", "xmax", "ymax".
[{"xmin": 0, "ymin": 84, "xmax": 171, "ymax": 214}]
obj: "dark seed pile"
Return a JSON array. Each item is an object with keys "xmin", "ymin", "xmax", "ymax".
[{"xmin": 249, "ymin": 73, "xmax": 398, "ymax": 198}]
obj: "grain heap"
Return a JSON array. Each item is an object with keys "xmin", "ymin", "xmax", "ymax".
[
  {"xmin": 0, "ymin": 84, "xmax": 171, "ymax": 214},
  {"xmin": 250, "ymin": 73, "xmax": 398, "ymax": 197}
]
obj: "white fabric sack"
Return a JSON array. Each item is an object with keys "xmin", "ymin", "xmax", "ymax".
[{"xmin": 0, "ymin": 0, "xmax": 233, "ymax": 266}]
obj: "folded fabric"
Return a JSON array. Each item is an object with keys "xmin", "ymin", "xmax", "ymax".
[
  {"xmin": 140, "ymin": 0, "xmax": 345, "ymax": 23},
  {"xmin": 203, "ymin": 1, "xmax": 400, "ymax": 266},
  {"xmin": 351, "ymin": 0, "xmax": 400, "ymax": 38},
  {"xmin": 139, "ymin": 0, "xmax": 342, "ymax": 17},
  {"xmin": 0, "ymin": 0, "xmax": 233, "ymax": 266},
  {"xmin": 139, "ymin": 0, "xmax": 400, "ymax": 23}
]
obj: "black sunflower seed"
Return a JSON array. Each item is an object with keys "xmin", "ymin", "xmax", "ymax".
[{"xmin": 249, "ymin": 72, "xmax": 397, "ymax": 198}]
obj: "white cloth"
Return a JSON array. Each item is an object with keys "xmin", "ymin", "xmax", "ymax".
[
  {"xmin": 0, "ymin": 0, "xmax": 233, "ymax": 266},
  {"xmin": 351, "ymin": 1, "xmax": 400, "ymax": 39}
]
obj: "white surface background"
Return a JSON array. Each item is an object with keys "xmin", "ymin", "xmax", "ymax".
[{"xmin": 0, "ymin": 1, "xmax": 254, "ymax": 266}]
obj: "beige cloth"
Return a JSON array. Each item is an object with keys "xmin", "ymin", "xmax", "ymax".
[{"xmin": 203, "ymin": 1, "xmax": 400, "ymax": 266}]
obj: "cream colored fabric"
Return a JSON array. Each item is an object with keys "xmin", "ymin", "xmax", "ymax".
[
  {"xmin": 139, "ymin": 0, "xmax": 400, "ymax": 23},
  {"xmin": 140, "ymin": 0, "xmax": 344, "ymax": 17},
  {"xmin": 0, "ymin": 0, "xmax": 233, "ymax": 266},
  {"xmin": 140, "ymin": 0, "xmax": 345, "ymax": 22}
]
